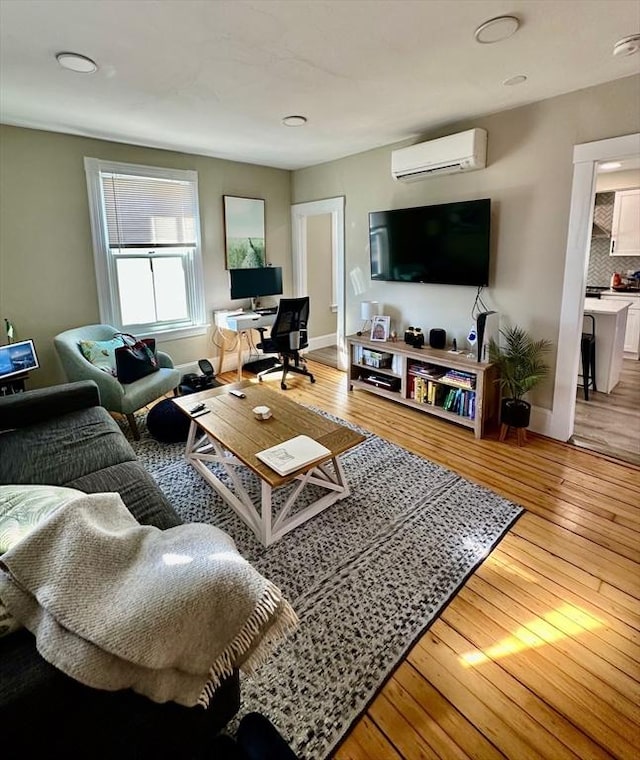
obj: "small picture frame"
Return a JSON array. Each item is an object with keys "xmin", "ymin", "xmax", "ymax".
[{"xmin": 370, "ymin": 315, "xmax": 390, "ymax": 342}]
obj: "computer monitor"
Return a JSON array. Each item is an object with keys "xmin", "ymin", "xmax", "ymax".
[
  {"xmin": 229, "ymin": 266, "xmax": 283, "ymax": 304},
  {"xmin": 0, "ymin": 339, "xmax": 40, "ymax": 382}
]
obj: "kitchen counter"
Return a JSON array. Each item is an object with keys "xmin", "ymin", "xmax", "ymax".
[
  {"xmin": 603, "ymin": 290, "xmax": 640, "ymax": 300},
  {"xmin": 583, "ymin": 299, "xmax": 630, "ymax": 393},
  {"xmin": 583, "ymin": 298, "xmax": 633, "ymax": 314},
  {"xmin": 600, "ymin": 291, "xmax": 640, "ymax": 359},
  {"xmin": 603, "ymin": 287, "xmax": 640, "ymax": 296}
]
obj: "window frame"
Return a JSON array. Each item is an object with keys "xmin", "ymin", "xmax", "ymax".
[{"xmin": 84, "ymin": 158, "xmax": 208, "ymax": 340}]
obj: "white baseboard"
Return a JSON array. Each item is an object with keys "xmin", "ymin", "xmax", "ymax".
[
  {"xmin": 179, "ymin": 341, "xmax": 330, "ymax": 376},
  {"xmin": 194, "ymin": 351, "xmax": 273, "ymax": 375},
  {"xmin": 307, "ymin": 333, "xmax": 336, "ymax": 351},
  {"xmin": 528, "ymin": 404, "xmax": 554, "ymax": 439},
  {"xmin": 175, "ymin": 357, "xmax": 230, "ymax": 376},
  {"xmin": 175, "ymin": 360, "xmax": 200, "ymax": 375}
]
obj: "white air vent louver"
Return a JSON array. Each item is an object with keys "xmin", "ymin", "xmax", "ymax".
[{"xmin": 391, "ymin": 129, "xmax": 488, "ymax": 182}]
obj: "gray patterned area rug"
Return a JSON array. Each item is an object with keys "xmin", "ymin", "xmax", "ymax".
[{"xmin": 130, "ymin": 412, "xmax": 523, "ymax": 760}]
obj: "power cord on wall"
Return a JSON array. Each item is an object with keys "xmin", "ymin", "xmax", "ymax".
[
  {"xmin": 210, "ymin": 323, "xmax": 264, "ymax": 369},
  {"xmin": 210, "ymin": 324, "xmax": 239, "ymax": 354},
  {"xmin": 471, "ymin": 285, "xmax": 490, "ymax": 320}
]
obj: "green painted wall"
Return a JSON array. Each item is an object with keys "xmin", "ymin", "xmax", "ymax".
[{"xmin": 0, "ymin": 125, "xmax": 291, "ymax": 387}]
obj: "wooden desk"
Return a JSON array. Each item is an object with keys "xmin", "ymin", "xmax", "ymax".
[
  {"xmin": 214, "ymin": 311, "xmax": 276, "ymax": 380},
  {"xmin": 173, "ymin": 382, "xmax": 365, "ymax": 546}
]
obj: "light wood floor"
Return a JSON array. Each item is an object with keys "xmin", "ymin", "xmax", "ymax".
[
  {"xmin": 304, "ymin": 344, "xmax": 339, "ymax": 368},
  {"xmin": 220, "ymin": 361, "xmax": 640, "ymax": 760},
  {"xmin": 573, "ymin": 358, "xmax": 640, "ymax": 466}
]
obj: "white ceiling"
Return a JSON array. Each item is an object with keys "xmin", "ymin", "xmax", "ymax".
[{"xmin": 1, "ymin": 0, "xmax": 638, "ymax": 170}]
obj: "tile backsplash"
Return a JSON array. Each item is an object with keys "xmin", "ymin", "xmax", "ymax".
[{"xmin": 587, "ymin": 192, "xmax": 640, "ymax": 286}]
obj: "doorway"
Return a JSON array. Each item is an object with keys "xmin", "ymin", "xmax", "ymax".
[
  {"xmin": 291, "ymin": 197, "xmax": 346, "ymax": 371},
  {"xmin": 551, "ymin": 132, "xmax": 640, "ymax": 462},
  {"xmin": 573, "ymin": 161, "xmax": 640, "ymax": 464}
]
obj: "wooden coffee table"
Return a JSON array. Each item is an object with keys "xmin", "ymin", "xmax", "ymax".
[{"xmin": 173, "ymin": 382, "xmax": 365, "ymax": 546}]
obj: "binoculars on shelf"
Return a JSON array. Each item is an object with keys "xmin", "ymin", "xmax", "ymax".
[{"xmin": 404, "ymin": 327, "xmax": 424, "ymax": 348}]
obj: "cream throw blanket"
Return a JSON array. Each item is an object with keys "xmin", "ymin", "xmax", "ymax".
[{"xmin": 0, "ymin": 492, "xmax": 298, "ymax": 707}]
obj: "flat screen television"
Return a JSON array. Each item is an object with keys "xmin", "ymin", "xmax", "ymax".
[
  {"xmin": 229, "ymin": 266, "xmax": 283, "ymax": 301},
  {"xmin": 0, "ymin": 339, "xmax": 40, "ymax": 381},
  {"xmin": 369, "ymin": 198, "xmax": 491, "ymax": 286}
]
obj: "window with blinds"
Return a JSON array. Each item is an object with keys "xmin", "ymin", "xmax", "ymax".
[
  {"xmin": 85, "ymin": 159, "xmax": 206, "ymax": 336},
  {"xmin": 101, "ymin": 173, "xmax": 197, "ymax": 250}
]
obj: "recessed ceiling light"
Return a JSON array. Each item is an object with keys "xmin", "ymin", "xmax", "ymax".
[
  {"xmin": 613, "ymin": 34, "xmax": 640, "ymax": 57},
  {"xmin": 282, "ymin": 115, "xmax": 307, "ymax": 127},
  {"xmin": 503, "ymin": 75, "xmax": 527, "ymax": 86},
  {"xmin": 474, "ymin": 15, "xmax": 520, "ymax": 44},
  {"xmin": 56, "ymin": 52, "xmax": 98, "ymax": 74},
  {"xmin": 599, "ymin": 161, "xmax": 623, "ymax": 171}
]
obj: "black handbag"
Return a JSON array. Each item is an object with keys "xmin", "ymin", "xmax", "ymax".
[{"xmin": 114, "ymin": 333, "xmax": 159, "ymax": 384}]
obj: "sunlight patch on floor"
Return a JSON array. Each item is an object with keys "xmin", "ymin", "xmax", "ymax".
[
  {"xmin": 459, "ymin": 603, "xmax": 603, "ymax": 667},
  {"xmin": 485, "ymin": 554, "xmax": 537, "ymax": 581}
]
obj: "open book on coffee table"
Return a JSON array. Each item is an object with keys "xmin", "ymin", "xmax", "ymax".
[{"xmin": 256, "ymin": 435, "xmax": 332, "ymax": 476}]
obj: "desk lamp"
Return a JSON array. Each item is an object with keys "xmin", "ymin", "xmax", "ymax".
[{"xmin": 358, "ymin": 301, "xmax": 379, "ymax": 336}]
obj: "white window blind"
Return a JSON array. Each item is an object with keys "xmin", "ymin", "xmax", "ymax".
[
  {"xmin": 85, "ymin": 158, "xmax": 206, "ymax": 338},
  {"xmin": 101, "ymin": 173, "xmax": 198, "ymax": 249}
]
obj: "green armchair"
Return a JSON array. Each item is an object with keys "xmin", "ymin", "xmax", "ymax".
[{"xmin": 54, "ymin": 325, "xmax": 181, "ymax": 439}]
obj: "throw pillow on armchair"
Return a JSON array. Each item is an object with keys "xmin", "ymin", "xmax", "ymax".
[
  {"xmin": 78, "ymin": 336, "xmax": 125, "ymax": 376},
  {"xmin": 78, "ymin": 332, "xmax": 159, "ymax": 384}
]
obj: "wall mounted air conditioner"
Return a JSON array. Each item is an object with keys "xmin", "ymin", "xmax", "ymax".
[{"xmin": 391, "ymin": 128, "xmax": 488, "ymax": 182}]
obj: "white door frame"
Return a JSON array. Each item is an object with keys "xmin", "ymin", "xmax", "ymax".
[
  {"xmin": 291, "ymin": 197, "xmax": 347, "ymax": 371},
  {"xmin": 549, "ymin": 132, "xmax": 640, "ymax": 441}
]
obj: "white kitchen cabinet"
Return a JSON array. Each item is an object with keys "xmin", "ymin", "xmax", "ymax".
[
  {"xmin": 610, "ymin": 189, "xmax": 640, "ymax": 256},
  {"xmin": 625, "ymin": 306, "xmax": 640, "ymax": 356},
  {"xmin": 601, "ymin": 292, "xmax": 640, "ymax": 359}
]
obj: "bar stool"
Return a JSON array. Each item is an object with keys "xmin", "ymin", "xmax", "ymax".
[{"xmin": 579, "ymin": 314, "xmax": 597, "ymax": 400}]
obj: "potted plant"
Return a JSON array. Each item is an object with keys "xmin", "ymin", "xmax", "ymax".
[{"xmin": 488, "ymin": 326, "xmax": 552, "ymax": 430}]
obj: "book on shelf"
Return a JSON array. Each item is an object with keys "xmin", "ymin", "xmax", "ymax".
[
  {"xmin": 408, "ymin": 363, "xmax": 476, "ymax": 388},
  {"xmin": 442, "ymin": 369, "xmax": 476, "ymax": 389},
  {"xmin": 256, "ymin": 435, "xmax": 332, "ymax": 476},
  {"xmin": 439, "ymin": 387, "xmax": 475, "ymax": 418},
  {"xmin": 444, "ymin": 379, "xmax": 475, "ymax": 390},
  {"xmin": 410, "ymin": 376, "xmax": 449, "ymax": 406},
  {"xmin": 408, "ymin": 363, "xmax": 446, "ymax": 380}
]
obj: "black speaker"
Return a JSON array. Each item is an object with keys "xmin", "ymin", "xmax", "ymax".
[{"xmin": 429, "ymin": 328, "xmax": 446, "ymax": 350}]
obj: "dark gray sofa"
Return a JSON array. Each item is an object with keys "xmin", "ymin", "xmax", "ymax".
[{"xmin": 0, "ymin": 381, "xmax": 240, "ymax": 759}]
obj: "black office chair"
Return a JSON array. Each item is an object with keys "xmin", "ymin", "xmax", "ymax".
[
  {"xmin": 255, "ymin": 297, "xmax": 316, "ymax": 390},
  {"xmin": 579, "ymin": 313, "xmax": 597, "ymax": 401}
]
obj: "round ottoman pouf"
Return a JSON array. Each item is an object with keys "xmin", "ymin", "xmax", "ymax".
[{"xmin": 146, "ymin": 399, "xmax": 191, "ymax": 443}]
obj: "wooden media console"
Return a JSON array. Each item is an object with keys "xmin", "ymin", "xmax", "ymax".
[{"xmin": 347, "ymin": 334, "xmax": 500, "ymax": 439}]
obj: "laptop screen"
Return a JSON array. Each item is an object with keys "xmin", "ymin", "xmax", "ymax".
[{"xmin": 0, "ymin": 339, "xmax": 40, "ymax": 381}]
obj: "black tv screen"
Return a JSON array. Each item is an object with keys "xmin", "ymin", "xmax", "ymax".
[
  {"xmin": 229, "ymin": 266, "xmax": 283, "ymax": 300},
  {"xmin": 369, "ymin": 198, "xmax": 491, "ymax": 286}
]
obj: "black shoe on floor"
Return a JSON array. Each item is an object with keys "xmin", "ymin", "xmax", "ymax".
[
  {"xmin": 236, "ymin": 713, "xmax": 298, "ymax": 760},
  {"xmin": 201, "ymin": 733, "xmax": 248, "ymax": 760}
]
